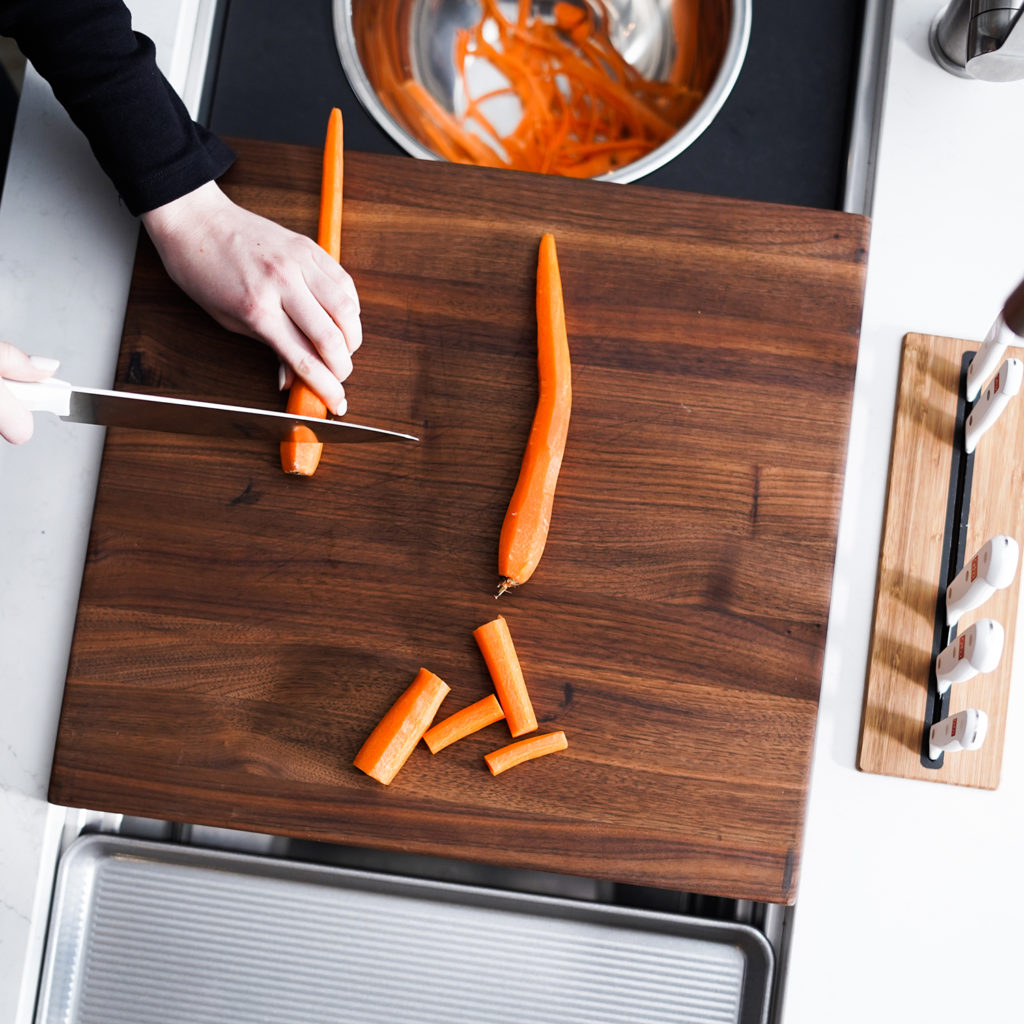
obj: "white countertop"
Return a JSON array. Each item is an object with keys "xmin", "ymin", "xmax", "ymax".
[
  {"xmin": 2, "ymin": 1, "xmax": 1022, "ymax": 1020},
  {"xmin": 787, "ymin": 2, "xmax": 1024, "ymax": 1019}
]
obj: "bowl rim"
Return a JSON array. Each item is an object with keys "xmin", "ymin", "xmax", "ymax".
[{"xmin": 332, "ymin": 0, "xmax": 752, "ymax": 184}]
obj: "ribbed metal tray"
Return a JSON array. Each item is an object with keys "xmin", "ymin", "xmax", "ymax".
[{"xmin": 36, "ymin": 835, "xmax": 773, "ymax": 1024}]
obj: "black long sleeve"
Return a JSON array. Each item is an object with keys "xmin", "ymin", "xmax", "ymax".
[{"xmin": 0, "ymin": 0, "xmax": 234, "ymax": 214}]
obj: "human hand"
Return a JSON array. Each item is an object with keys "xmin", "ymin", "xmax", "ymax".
[
  {"xmin": 0, "ymin": 344, "xmax": 60, "ymax": 444},
  {"xmin": 141, "ymin": 181, "xmax": 362, "ymax": 415}
]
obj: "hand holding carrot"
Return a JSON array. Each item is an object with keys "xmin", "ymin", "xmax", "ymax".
[{"xmin": 142, "ymin": 180, "xmax": 362, "ymax": 417}]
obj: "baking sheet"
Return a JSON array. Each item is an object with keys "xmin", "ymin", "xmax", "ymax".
[{"xmin": 36, "ymin": 835, "xmax": 773, "ymax": 1024}]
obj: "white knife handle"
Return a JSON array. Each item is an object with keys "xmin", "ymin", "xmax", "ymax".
[
  {"xmin": 928, "ymin": 708, "xmax": 988, "ymax": 760},
  {"xmin": 968, "ymin": 276, "xmax": 1024, "ymax": 401},
  {"xmin": 935, "ymin": 618, "xmax": 1005, "ymax": 694},
  {"xmin": 2, "ymin": 377, "xmax": 73, "ymax": 416},
  {"xmin": 966, "ymin": 314, "xmax": 1014, "ymax": 402},
  {"xmin": 964, "ymin": 356, "xmax": 1022, "ymax": 454},
  {"xmin": 946, "ymin": 535, "xmax": 1020, "ymax": 626}
]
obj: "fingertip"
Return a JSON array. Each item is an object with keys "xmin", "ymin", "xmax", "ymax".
[
  {"xmin": 325, "ymin": 345, "xmax": 354, "ymax": 384},
  {"xmin": 28, "ymin": 355, "xmax": 61, "ymax": 378},
  {"xmin": 1, "ymin": 408, "xmax": 35, "ymax": 445},
  {"xmin": 346, "ymin": 317, "xmax": 363, "ymax": 354}
]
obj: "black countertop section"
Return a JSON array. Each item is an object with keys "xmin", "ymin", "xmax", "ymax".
[{"xmin": 206, "ymin": 0, "xmax": 864, "ymax": 211}]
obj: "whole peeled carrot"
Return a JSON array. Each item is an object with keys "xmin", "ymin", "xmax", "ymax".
[
  {"xmin": 497, "ymin": 233, "xmax": 571, "ymax": 595},
  {"xmin": 281, "ymin": 106, "xmax": 343, "ymax": 476},
  {"xmin": 353, "ymin": 667, "xmax": 450, "ymax": 785},
  {"xmin": 485, "ymin": 731, "xmax": 568, "ymax": 776},
  {"xmin": 473, "ymin": 615, "xmax": 537, "ymax": 738}
]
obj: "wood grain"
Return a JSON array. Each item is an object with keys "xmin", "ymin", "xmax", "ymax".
[
  {"xmin": 859, "ymin": 333, "xmax": 1024, "ymax": 788},
  {"xmin": 49, "ymin": 139, "xmax": 868, "ymax": 904}
]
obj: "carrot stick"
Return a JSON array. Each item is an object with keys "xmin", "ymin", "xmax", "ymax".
[
  {"xmin": 353, "ymin": 667, "xmax": 450, "ymax": 785},
  {"xmin": 423, "ymin": 694, "xmax": 505, "ymax": 754},
  {"xmin": 485, "ymin": 731, "xmax": 567, "ymax": 776},
  {"xmin": 497, "ymin": 233, "xmax": 571, "ymax": 595},
  {"xmin": 280, "ymin": 107, "xmax": 343, "ymax": 476},
  {"xmin": 473, "ymin": 615, "xmax": 537, "ymax": 738}
]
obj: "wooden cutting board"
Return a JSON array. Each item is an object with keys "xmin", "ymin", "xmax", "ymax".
[{"xmin": 49, "ymin": 139, "xmax": 868, "ymax": 905}]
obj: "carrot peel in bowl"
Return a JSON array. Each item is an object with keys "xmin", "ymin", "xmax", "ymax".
[{"xmin": 355, "ymin": 0, "xmax": 710, "ymax": 178}]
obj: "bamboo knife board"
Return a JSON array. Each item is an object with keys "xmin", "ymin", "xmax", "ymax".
[
  {"xmin": 859, "ymin": 333, "xmax": 1024, "ymax": 788},
  {"xmin": 49, "ymin": 139, "xmax": 869, "ymax": 905}
]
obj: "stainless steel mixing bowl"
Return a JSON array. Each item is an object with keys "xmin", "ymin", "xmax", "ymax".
[{"xmin": 333, "ymin": 0, "xmax": 750, "ymax": 183}]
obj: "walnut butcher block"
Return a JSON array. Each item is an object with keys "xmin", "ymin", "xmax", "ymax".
[{"xmin": 49, "ymin": 139, "xmax": 868, "ymax": 905}]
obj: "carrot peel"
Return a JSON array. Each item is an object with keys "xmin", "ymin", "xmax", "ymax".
[
  {"xmin": 485, "ymin": 731, "xmax": 568, "ymax": 776},
  {"xmin": 497, "ymin": 233, "xmax": 571, "ymax": 595},
  {"xmin": 423, "ymin": 694, "xmax": 505, "ymax": 754},
  {"xmin": 356, "ymin": 0, "xmax": 710, "ymax": 178},
  {"xmin": 353, "ymin": 667, "xmax": 450, "ymax": 785},
  {"xmin": 280, "ymin": 106, "xmax": 343, "ymax": 476},
  {"xmin": 473, "ymin": 615, "xmax": 537, "ymax": 738}
]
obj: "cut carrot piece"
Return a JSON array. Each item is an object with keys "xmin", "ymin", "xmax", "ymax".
[
  {"xmin": 485, "ymin": 730, "xmax": 568, "ymax": 776},
  {"xmin": 473, "ymin": 615, "xmax": 537, "ymax": 738},
  {"xmin": 281, "ymin": 385, "xmax": 327, "ymax": 474},
  {"xmin": 497, "ymin": 233, "xmax": 571, "ymax": 595},
  {"xmin": 353, "ymin": 667, "xmax": 450, "ymax": 785},
  {"xmin": 423, "ymin": 694, "xmax": 505, "ymax": 754},
  {"xmin": 281, "ymin": 107, "xmax": 343, "ymax": 476}
]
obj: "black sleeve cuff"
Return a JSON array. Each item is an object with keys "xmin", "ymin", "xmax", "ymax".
[{"xmin": 120, "ymin": 126, "xmax": 236, "ymax": 216}]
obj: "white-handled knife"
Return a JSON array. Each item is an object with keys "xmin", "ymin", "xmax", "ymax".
[
  {"xmin": 966, "ymin": 275, "xmax": 1024, "ymax": 401},
  {"xmin": 946, "ymin": 534, "xmax": 1020, "ymax": 626},
  {"xmin": 935, "ymin": 618, "xmax": 1004, "ymax": 694},
  {"xmin": 964, "ymin": 356, "xmax": 1022, "ymax": 454},
  {"xmin": 4, "ymin": 377, "xmax": 418, "ymax": 443},
  {"xmin": 928, "ymin": 708, "xmax": 988, "ymax": 761}
]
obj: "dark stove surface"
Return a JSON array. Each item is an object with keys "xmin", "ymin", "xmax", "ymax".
[{"xmin": 205, "ymin": 0, "xmax": 864, "ymax": 211}]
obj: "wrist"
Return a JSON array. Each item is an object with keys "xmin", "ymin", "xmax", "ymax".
[{"xmin": 141, "ymin": 180, "xmax": 229, "ymax": 243}]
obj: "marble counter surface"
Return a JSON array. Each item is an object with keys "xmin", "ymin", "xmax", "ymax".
[{"xmin": 2, "ymin": 2, "xmax": 1023, "ymax": 1021}]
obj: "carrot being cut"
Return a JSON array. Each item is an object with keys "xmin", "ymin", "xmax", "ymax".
[
  {"xmin": 485, "ymin": 731, "xmax": 568, "ymax": 776},
  {"xmin": 281, "ymin": 106, "xmax": 343, "ymax": 476},
  {"xmin": 353, "ymin": 667, "xmax": 450, "ymax": 785},
  {"xmin": 473, "ymin": 615, "xmax": 537, "ymax": 738},
  {"xmin": 497, "ymin": 233, "xmax": 571, "ymax": 596},
  {"xmin": 423, "ymin": 694, "xmax": 505, "ymax": 754}
]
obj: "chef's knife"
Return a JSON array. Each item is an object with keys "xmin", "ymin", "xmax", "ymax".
[{"xmin": 5, "ymin": 378, "xmax": 418, "ymax": 443}]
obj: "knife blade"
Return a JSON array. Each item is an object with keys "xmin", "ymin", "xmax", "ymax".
[{"xmin": 5, "ymin": 378, "xmax": 418, "ymax": 443}]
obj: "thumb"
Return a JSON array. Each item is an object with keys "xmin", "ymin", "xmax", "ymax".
[{"xmin": 0, "ymin": 343, "xmax": 60, "ymax": 382}]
